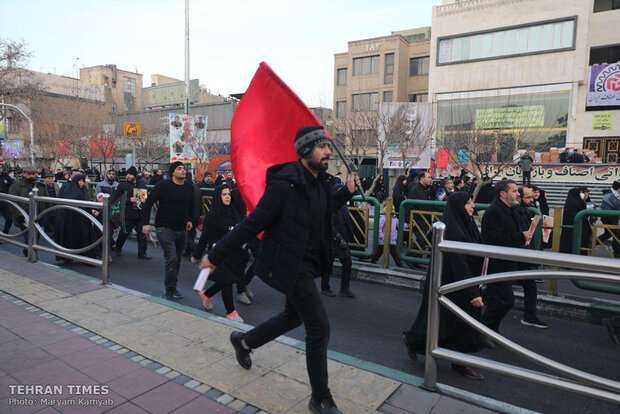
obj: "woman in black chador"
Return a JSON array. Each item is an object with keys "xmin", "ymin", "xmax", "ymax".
[
  {"xmin": 391, "ymin": 175, "xmax": 408, "ymax": 211},
  {"xmin": 191, "ymin": 184, "xmax": 248, "ymax": 322},
  {"xmin": 560, "ymin": 187, "xmax": 592, "ymax": 254},
  {"xmin": 54, "ymin": 175, "xmax": 98, "ymax": 262},
  {"xmin": 402, "ymin": 191, "xmax": 485, "ymax": 380}
]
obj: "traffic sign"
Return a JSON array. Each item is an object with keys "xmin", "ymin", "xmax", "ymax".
[{"xmin": 124, "ymin": 122, "xmax": 142, "ymax": 138}]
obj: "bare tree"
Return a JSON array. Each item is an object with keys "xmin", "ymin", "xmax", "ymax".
[
  {"xmin": 134, "ymin": 133, "xmax": 169, "ymax": 171},
  {"xmin": 436, "ymin": 93, "xmax": 567, "ymax": 199}
]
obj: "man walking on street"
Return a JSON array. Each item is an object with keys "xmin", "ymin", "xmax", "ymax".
[
  {"xmin": 519, "ymin": 152, "xmax": 534, "ymax": 186},
  {"xmin": 0, "ymin": 164, "xmax": 14, "ymax": 235},
  {"xmin": 480, "ymin": 180, "xmax": 533, "ymax": 341},
  {"xmin": 516, "ymin": 186, "xmax": 548, "ymax": 329},
  {"xmin": 115, "ymin": 166, "xmax": 150, "ymax": 259},
  {"xmin": 200, "ymin": 126, "xmax": 359, "ymax": 414},
  {"xmin": 142, "ymin": 162, "xmax": 196, "ymax": 300},
  {"xmin": 95, "ymin": 168, "xmax": 119, "ymax": 197},
  {"xmin": 405, "ymin": 171, "xmax": 433, "ymax": 268}
]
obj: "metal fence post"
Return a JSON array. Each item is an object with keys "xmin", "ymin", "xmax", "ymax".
[
  {"xmin": 101, "ymin": 194, "xmax": 110, "ymax": 285},
  {"xmin": 424, "ymin": 221, "xmax": 445, "ymax": 391},
  {"xmin": 27, "ymin": 188, "xmax": 38, "ymax": 262},
  {"xmin": 382, "ymin": 198, "xmax": 393, "ymax": 269},
  {"xmin": 549, "ymin": 208, "xmax": 563, "ymax": 296}
]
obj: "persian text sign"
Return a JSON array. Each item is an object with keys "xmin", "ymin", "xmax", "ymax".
[
  {"xmin": 592, "ymin": 113, "xmax": 613, "ymax": 131},
  {"xmin": 475, "ymin": 105, "xmax": 545, "ymax": 129},
  {"xmin": 587, "ymin": 63, "xmax": 620, "ymax": 108},
  {"xmin": 485, "ymin": 163, "xmax": 620, "ymax": 182}
]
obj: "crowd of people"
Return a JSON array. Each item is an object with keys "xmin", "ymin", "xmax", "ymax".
[{"xmin": 1, "ymin": 134, "xmax": 619, "ymax": 412}]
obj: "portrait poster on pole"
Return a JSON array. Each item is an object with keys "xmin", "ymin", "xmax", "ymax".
[{"xmin": 169, "ymin": 113, "xmax": 208, "ymax": 163}]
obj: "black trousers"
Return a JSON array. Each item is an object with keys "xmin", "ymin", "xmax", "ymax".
[
  {"xmin": 480, "ymin": 281, "xmax": 514, "ymax": 332},
  {"xmin": 518, "ymin": 279, "xmax": 537, "ymax": 321},
  {"xmin": 0, "ymin": 204, "xmax": 12, "ymax": 234},
  {"xmin": 204, "ymin": 282, "xmax": 235, "ymax": 314},
  {"xmin": 116, "ymin": 217, "xmax": 147, "ymax": 256},
  {"xmin": 243, "ymin": 272, "xmax": 331, "ymax": 402},
  {"xmin": 601, "ymin": 217, "xmax": 620, "ymax": 257},
  {"xmin": 523, "ymin": 171, "xmax": 531, "ymax": 185},
  {"xmin": 321, "ymin": 255, "xmax": 352, "ymax": 292},
  {"xmin": 237, "ymin": 240, "xmax": 259, "ymax": 294}
]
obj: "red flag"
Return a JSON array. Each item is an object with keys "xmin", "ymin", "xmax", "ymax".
[{"xmin": 231, "ymin": 62, "xmax": 324, "ymax": 215}]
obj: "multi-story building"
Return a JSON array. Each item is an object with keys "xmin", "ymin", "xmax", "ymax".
[
  {"xmin": 429, "ymin": 0, "xmax": 620, "ymax": 162},
  {"xmin": 80, "ymin": 65, "xmax": 143, "ymax": 114},
  {"xmin": 1, "ymin": 69, "xmax": 108, "ymax": 166},
  {"xmin": 142, "ymin": 74, "xmax": 226, "ymax": 110},
  {"xmin": 333, "ymin": 27, "xmax": 432, "ymax": 176}
]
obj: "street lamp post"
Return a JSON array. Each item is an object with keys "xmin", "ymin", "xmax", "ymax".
[{"xmin": 0, "ymin": 103, "xmax": 35, "ymax": 165}]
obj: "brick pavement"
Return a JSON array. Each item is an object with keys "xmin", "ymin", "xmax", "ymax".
[{"xmin": 0, "ymin": 250, "xmax": 500, "ymax": 414}]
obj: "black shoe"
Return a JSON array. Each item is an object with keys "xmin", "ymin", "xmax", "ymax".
[
  {"xmin": 22, "ymin": 249, "xmax": 28, "ymax": 257},
  {"xmin": 230, "ymin": 331, "xmax": 252, "ymax": 369},
  {"xmin": 137, "ymin": 254, "xmax": 151, "ymax": 260},
  {"xmin": 481, "ymin": 336, "xmax": 496, "ymax": 349},
  {"xmin": 321, "ymin": 289, "xmax": 336, "ymax": 297},
  {"xmin": 339, "ymin": 290, "xmax": 356, "ymax": 298},
  {"xmin": 309, "ymin": 395, "xmax": 342, "ymax": 414},
  {"xmin": 521, "ymin": 317, "xmax": 548, "ymax": 329},
  {"xmin": 402, "ymin": 332, "xmax": 418, "ymax": 362},
  {"xmin": 172, "ymin": 290, "xmax": 183, "ymax": 299}
]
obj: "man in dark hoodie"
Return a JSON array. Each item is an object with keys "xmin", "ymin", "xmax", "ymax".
[{"xmin": 199, "ymin": 126, "xmax": 360, "ymax": 414}]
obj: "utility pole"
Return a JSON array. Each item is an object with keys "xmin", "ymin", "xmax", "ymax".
[{"xmin": 184, "ymin": 0, "xmax": 190, "ymax": 115}]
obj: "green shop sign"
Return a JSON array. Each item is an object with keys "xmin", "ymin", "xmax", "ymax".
[{"xmin": 475, "ymin": 105, "xmax": 545, "ymax": 129}]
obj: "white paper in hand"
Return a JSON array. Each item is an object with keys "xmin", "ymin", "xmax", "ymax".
[{"xmin": 193, "ymin": 268, "xmax": 211, "ymax": 292}]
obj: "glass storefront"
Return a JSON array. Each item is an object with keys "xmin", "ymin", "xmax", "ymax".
[{"xmin": 436, "ymin": 88, "xmax": 570, "ymax": 161}]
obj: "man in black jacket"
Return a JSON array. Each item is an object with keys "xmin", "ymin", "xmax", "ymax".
[
  {"xmin": 405, "ymin": 171, "xmax": 432, "ymax": 268},
  {"xmin": 200, "ymin": 126, "xmax": 359, "ymax": 414},
  {"xmin": 0, "ymin": 163, "xmax": 14, "ymax": 235},
  {"xmin": 114, "ymin": 166, "xmax": 150, "ymax": 259},
  {"xmin": 480, "ymin": 180, "xmax": 533, "ymax": 336}
]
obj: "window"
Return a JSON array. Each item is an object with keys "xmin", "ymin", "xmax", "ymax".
[
  {"xmin": 384, "ymin": 53, "xmax": 394, "ymax": 84},
  {"xmin": 590, "ymin": 45, "xmax": 620, "ymax": 65},
  {"xmin": 409, "ymin": 56, "xmax": 430, "ymax": 76},
  {"xmin": 124, "ymin": 77, "xmax": 136, "ymax": 97},
  {"xmin": 336, "ymin": 101, "xmax": 347, "ymax": 118},
  {"xmin": 408, "ymin": 93, "xmax": 428, "ymax": 103},
  {"xmin": 352, "ymin": 92, "xmax": 379, "ymax": 111},
  {"xmin": 594, "ymin": 0, "xmax": 620, "ymax": 12},
  {"xmin": 437, "ymin": 17, "xmax": 577, "ymax": 64},
  {"xmin": 405, "ymin": 33, "xmax": 426, "ymax": 42},
  {"xmin": 383, "ymin": 91, "xmax": 393, "ymax": 102},
  {"xmin": 353, "ymin": 55, "xmax": 380, "ymax": 76},
  {"xmin": 337, "ymin": 68, "xmax": 348, "ymax": 85}
]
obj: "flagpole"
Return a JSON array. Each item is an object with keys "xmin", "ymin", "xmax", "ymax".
[{"xmin": 330, "ymin": 140, "xmax": 366, "ymax": 201}]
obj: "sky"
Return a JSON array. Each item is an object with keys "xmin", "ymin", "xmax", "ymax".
[{"xmin": 1, "ymin": 0, "xmax": 440, "ymax": 107}]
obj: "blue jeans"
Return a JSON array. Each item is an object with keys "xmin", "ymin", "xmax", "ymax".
[{"xmin": 156, "ymin": 227, "xmax": 186, "ymax": 295}]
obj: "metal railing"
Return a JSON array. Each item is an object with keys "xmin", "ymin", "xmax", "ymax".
[
  {"xmin": 425, "ymin": 221, "xmax": 620, "ymax": 405},
  {"xmin": 348, "ymin": 195, "xmax": 380, "ymax": 259},
  {"xmin": 0, "ymin": 188, "xmax": 111, "ymax": 284},
  {"xmin": 571, "ymin": 209, "xmax": 620, "ymax": 295}
]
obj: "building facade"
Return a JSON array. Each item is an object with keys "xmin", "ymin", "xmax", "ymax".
[
  {"xmin": 80, "ymin": 65, "xmax": 143, "ymax": 114},
  {"xmin": 429, "ymin": 0, "xmax": 620, "ymax": 162}
]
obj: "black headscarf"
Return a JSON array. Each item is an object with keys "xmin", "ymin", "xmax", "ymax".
[
  {"xmin": 443, "ymin": 191, "xmax": 481, "ymax": 244},
  {"xmin": 61, "ymin": 175, "xmax": 88, "ymax": 201},
  {"xmin": 392, "ymin": 175, "xmax": 407, "ymax": 196},
  {"xmin": 211, "ymin": 184, "xmax": 241, "ymax": 228}
]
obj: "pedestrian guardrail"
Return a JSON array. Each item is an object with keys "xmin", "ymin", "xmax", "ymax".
[
  {"xmin": 0, "ymin": 193, "xmax": 31, "ymax": 249},
  {"xmin": 571, "ymin": 209, "xmax": 620, "ymax": 295},
  {"xmin": 425, "ymin": 221, "xmax": 620, "ymax": 405},
  {"xmin": 348, "ymin": 195, "xmax": 380, "ymax": 258},
  {"xmin": 396, "ymin": 199, "xmax": 543, "ymax": 266},
  {"xmin": 0, "ymin": 189, "xmax": 111, "ymax": 284}
]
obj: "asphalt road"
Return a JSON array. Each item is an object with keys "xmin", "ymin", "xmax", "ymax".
[{"xmin": 0, "ymin": 236, "xmax": 618, "ymax": 414}]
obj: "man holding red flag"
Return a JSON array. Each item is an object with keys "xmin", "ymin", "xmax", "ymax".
[{"xmin": 200, "ymin": 126, "xmax": 360, "ymax": 414}]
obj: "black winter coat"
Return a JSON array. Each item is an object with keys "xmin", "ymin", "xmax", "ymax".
[
  {"xmin": 208, "ymin": 161, "xmax": 353, "ymax": 296},
  {"xmin": 481, "ymin": 198, "xmax": 526, "ymax": 275},
  {"xmin": 115, "ymin": 180, "xmax": 146, "ymax": 221},
  {"xmin": 406, "ymin": 183, "xmax": 431, "ymax": 231}
]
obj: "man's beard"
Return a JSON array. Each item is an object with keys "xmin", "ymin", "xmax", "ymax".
[{"xmin": 308, "ymin": 157, "xmax": 329, "ymax": 172}]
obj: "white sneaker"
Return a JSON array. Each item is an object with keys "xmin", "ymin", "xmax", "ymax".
[
  {"xmin": 226, "ymin": 311, "xmax": 244, "ymax": 323},
  {"xmin": 245, "ymin": 286, "xmax": 254, "ymax": 300}
]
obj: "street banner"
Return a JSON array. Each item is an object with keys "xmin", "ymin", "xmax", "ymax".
[
  {"xmin": 444, "ymin": 163, "xmax": 620, "ymax": 182},
  {"xmin": 169, "ymin": 113, "xmax": 208, "ymax": 163},
  {"xmin": 379, "ymin": 102, "xmax": 432, "ymax": 169},
  {"xmin": 230, "ymin": 62, "xmax": 323, "ymax": 215},
  {"xmin": 587, "ymin": 63, "xmax": 620, "ymax": 108}
]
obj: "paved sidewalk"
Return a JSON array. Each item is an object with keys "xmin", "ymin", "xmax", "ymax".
[{"xmin": 0, "ymin": 250, "xmax": 499, "ymax": 414}]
